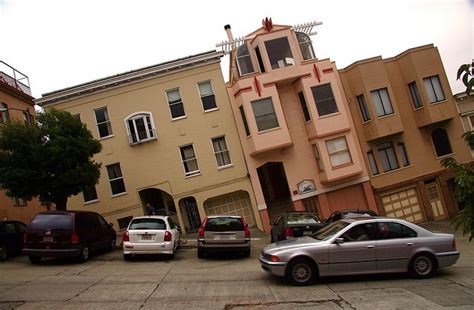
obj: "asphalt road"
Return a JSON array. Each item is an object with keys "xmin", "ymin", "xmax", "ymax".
[{"xmin": 0, "ymin": 221, "xmax": 473, "ymax": 309}]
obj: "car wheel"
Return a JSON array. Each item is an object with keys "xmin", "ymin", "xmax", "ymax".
[
  {"xmin": 123, "ymin": 254, "xmax": 132, "ymax": 261},
  {"xmin": 109, "ymin": 238, "xmax": 116, "ymax": 252},
  {"xmin": 29, "ymin": 255, "xmax": 42, "ymax": 264},
  {"xmin": 410, "ymin": 254, "xmax": 435, "ymax": 278},
  {"xmin": 0, "ymin": 245, "xmax": 7, "ymax": 261},
  {"xmin": 286, "ymin": 258, "xmax": 316, "ymax": 286},
  {"xmin": 78, "ymin": 246, "xmax": 90, "ymax": 263},
  {"xmin": 197, "ymin": 248, "xmax": 206, "ymax": 259}
]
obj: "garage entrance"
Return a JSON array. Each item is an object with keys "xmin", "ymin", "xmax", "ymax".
[
  {"xmin": 204, "ymin": 190, "xmax": 255, "ymax": 227},
  {"xmin": 381, "ymin": 187, "xmax": 425, "ymax": 223}
]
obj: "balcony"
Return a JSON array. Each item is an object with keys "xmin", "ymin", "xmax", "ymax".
[{"xmin": 0, "ymin": 61, "xmax": 31, "ymax": 96}]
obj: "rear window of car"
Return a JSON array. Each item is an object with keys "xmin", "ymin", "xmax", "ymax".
[
  {"xmin": 206, "ymin": 217, "xmax": 243, "ymax": 232},
  {"xmin": 29, "ymin": 214, "xmax": 73, "ymax": 230},
  {"xmin": 287, "ymin": 214, "xmax": 320, "ymax": 224},
  {"xmin": 129, "ymin": 218, "xmax": 166, "ymax": 230}
]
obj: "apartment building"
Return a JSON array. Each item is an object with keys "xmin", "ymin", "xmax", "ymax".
[
  {"xmin": 219, "ymin": 20, "xmax": 377, "ymax": 232},
  {"xmin": 36, "ymin": 52, "xmax": 260, "ymax": 233},
  {"xmin": 339, "ymin": 44, "xmax": 472, "ymax": 223},
  {"xmin": 454, "ymin": 91, "xmax": 474, "ymax": 158},
  {"xmin": 0, "ymin": 61, "xmax": 45, "ymax": 223}
]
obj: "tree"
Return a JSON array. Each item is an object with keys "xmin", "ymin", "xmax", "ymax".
[
  {"xmin": 0, "ymin": 109, "xmax": 102, "ymax": 210},
  {"xmin": 457, "ymin": 61, "xmax": 474, "ymax": 96}
]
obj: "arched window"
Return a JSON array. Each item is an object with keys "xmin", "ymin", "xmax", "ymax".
[
  {"xmin": 125, "ymin": 112, "xmax": 156, "ymax": 145},
  {"xmin": 296, "ymin": 32, "xmax": 315, "ymax": 60},
  {"xmin": 431, "ymin": 128, "xmax": 452, "ymax": 157},
  {"xmin": 236, "ymin": 44, "xmax": 254, "ymax": 76}
]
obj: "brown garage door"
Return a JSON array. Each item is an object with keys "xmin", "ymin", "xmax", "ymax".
[{"xmin": 381, "ymin": 188, "xmax": 425, "ymax": 223}]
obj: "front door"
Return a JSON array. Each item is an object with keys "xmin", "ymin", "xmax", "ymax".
[
  {"xmin": 425, "ymin": 183, "xmax": 448, "ymax": 221},
  {"xmin": 183, "ymin": 198, "xmax": 201, "ymax": 231}
]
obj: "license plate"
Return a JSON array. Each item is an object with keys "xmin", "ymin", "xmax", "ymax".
[
  {"xmin": 303, "ymin": 231, "xmax": 313, "ymax": 236},
  {"xmin": 43, "ymin": 236, "xmax": 53, "ymax": 242},
  {"xmin": 141, "ymin": 234, "xmax": 152, "ymax": 240}
]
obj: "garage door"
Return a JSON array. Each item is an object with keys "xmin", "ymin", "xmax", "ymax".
[
  {"xmin": 204, "ymin": 191, "xmax": 255, "ymax": 227},
  {"xmin": 381, "ymin": 188, "xmax": 425, "ymax": 223}
]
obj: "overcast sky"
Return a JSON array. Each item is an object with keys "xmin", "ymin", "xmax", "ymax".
[{"xmin": 1, "ymin": 0, "xmax": 472, "ymax": 99}]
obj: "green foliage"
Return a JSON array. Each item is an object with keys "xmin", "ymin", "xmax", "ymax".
[
  {"xmin": 0, "ymin": 109, "xmax": 102, "ymax": 210},
  {"xmin": 457, "ymin": 63, "xmax": 474, "ymax": 96}
]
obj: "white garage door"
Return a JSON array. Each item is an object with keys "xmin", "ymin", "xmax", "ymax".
[
  {"xmin": 204, "ymin": 191, "xmax": 255, "ymax": 227},
  {"xmin": 381, "ymin": 188, "xmax": 425, "ymax": 223}
]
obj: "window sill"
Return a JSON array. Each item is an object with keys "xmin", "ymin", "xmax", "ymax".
[
  {"xmin": 330, "ymin": 161, "xmax": 353, "ymax": 170},
  {"xmin": 413, "ymin": 106, "xmax": 424, "ymax": 111},
  {"xmin": 84, "ymin": 199, "xmax": 99, "ymax": 205},
  {"xmin": 377, "ymin": 113, "xmax": 396, "ymax": 120},
  {"xmin": 318, "ymin": 111, "xmax": 341, "ymax": 119},
  {"xmin": 430, "ymin": 99, "xmax": 447, "ymax": 105},
  {"xmin": 129, "ymin": 137, "xmax": 158, "ymax": 146},
  {"xmin": 185, "ymin": 172, "xmax": 201, "ymax": 178},
  {"xmin": 171, "ymin": 116, "xmax": 187, "ymax": 122},
  {"xmin": 371, "ymin": 164, "xmax": 413, "ymax": 178},
  {"xmin": 99, "ymin": 135, "xmax": 115, "ymax": 141},
  {"xmin": 362, "ymin": 119, "xmax": 372, "ymax": 124},
  {"xmin": 435, "ymin": 152, "xmax": 455, "ymax": 160},
  {"xmin": 217, "ymin": 164, "xmax": 234, "ymax": 170},
  {"xmin": 257, "ymin": 126, "xmax": 281, "ymax": 135},
  {"xmin": 111, "ymin": 192, "xmax": 127, "ymax": 198},
  {"xmin": 203, "ymin": 108, "xmax": 219, "ymax": 113}
]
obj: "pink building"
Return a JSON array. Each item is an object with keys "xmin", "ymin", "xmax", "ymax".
[{"xmin": 220, "ymin": 19, "xmax": 377, "ymax": 232}]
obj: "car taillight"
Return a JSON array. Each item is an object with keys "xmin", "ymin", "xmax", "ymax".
[
  {"xmin": 241, "ymin": 218, "xmax": 251, "ymax": 240},
  {"xmin": 284, "ymin": 227, "xmax": 294, "ymax": 238},
  {"xmin": 198, "ymin": 227, "xmax": 205, "ymax": 240},
  {"xmin": 164, "ymin": 231, "xmax": 172, "ymax": 242},
  {"xmin": 122, "ymin": 231, "xmax": 130, "ymax": 242},
  {"xmin": 23, "ymin": 232, "xmax": 27, "ymax": 244},
  {"xmin": 71, "ymin": 233, "xmax": 79, "ymax": 244},
  {"xmin": 452, "ymin": 238, "xmax": 457, "ymax": 251}
]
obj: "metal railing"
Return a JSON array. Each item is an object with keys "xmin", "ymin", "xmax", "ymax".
[{"xmin": 0, "ymin": 61, "xmax": 31, "ymax": 95}]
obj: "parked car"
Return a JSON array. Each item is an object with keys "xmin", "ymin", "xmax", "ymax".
[
  {"xmin": 260, "ymin": 217, "xmax": 459, "ymax": 286},
  {"xmin": 197, "ymin": 215, "xmax": 250, "ymax": 258},
  {"xmin": 23, "ymin": 211, "xmax": 116, "ymax": 263},
  {"xmin": 325, "ymin": 209, "xmax": 378, "ymax": 224},
  {"xmin": 270, "ymin": 212, "xmax": 324, "ymax": 242},
  {"xmin": 0, "ymin": 220, "xmax": 27, "ymax": 261},
  {"xmin": 122, "ymin": 215, "xmax": 180, "ymax": 260}
]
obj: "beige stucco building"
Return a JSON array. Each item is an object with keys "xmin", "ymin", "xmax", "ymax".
[
  {"xmin": 0, "ymin": 61, "xmax": 45, "ymax": 223},
  {"xmin": 454, "ymin": 92, "xmax": 474, "ymax": 158},
  {"xmin": 339, "ymin": 44, "xmax": 473, "ymax": 223},
  {"xmin": 36, "ymin": 51, "xmax": 260, "ymax": 233},
  {"xmin": 219, "ymin": 20, "xmax": 377, "ymax": 232}
]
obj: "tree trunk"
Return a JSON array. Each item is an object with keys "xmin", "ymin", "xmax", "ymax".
[{"xmin": 54, "ymin": 195, "xmax": 68, "ymax": 210}]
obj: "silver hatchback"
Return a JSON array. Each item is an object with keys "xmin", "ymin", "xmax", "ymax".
[{"xmin": 260, "ymin": 217, "xmax": 459, "ymax": 285}]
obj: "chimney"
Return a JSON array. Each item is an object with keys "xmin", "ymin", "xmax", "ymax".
[{"xmin": 224, "ymin": 24, "xmax": 234, "ymax": 42}]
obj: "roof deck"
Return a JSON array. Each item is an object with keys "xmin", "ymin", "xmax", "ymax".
[{"xmin": 0, "ymin": 61, "xmax": 31, "ymax": 96}]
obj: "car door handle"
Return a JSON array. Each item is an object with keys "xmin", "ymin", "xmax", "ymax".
[
  {"xmin": 366, "ymin": 245, "xmax": 375, "ymax": 249},
  {"xmin": 406, "ymin": 243, "xmax": 414, "ymax": 246}
]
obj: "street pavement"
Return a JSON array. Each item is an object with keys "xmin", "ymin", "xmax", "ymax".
[{"xmin": 0, "ymin": 220, "xmax": 473, "ymax": 309}]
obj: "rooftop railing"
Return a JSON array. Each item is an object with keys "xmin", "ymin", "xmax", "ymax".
[{"xmin": 0, "ymin": 61, "xmax": 31, "ymax": 96}]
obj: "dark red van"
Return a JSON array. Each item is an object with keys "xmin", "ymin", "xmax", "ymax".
[{"xmin": 23, "ymin": 211, "xmax": 116, "ymax": 263}]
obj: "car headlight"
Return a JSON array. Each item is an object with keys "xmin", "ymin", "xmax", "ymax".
[{"xmin": 270, "ymin": 255, "xmax": 280, "ymax": 262}]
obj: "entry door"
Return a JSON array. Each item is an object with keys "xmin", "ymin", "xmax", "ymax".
[
  {"xmin": 425, "ymin": 183, "xmax": 448, "ymax": 221},
  {"xmin": 184, "ymin": 199, "xmax": 201, "ymax": 230}
]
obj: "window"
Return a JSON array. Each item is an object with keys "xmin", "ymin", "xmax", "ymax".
[
  {"xmin": 255, "ymin": 47, "xmax": 266, "ymax": 73},
  {"xmin": 423, "ymin": 75, "xmax": 445, "ymax": 103},
  {"xmin": 265, "ymin": 37, "xmax": 294, "ymax": 69},
  {"xmin": 239, "ymin": 106, "xmax": 251, "ymax": 136},
  {"xmin": 296, "ymin": 32, "xmax": 315, "ymax": 60},
  {"xmin": 376, "ymin": 222, "xmax": 417, "ymax": 240},
  {"xmin": 312, "ymin": 144, "xmax": 324, "ymax": 172},
  {"xmin": 83, "ymin": 185, "xmax": 98, "ymax": 203},
  {"xmin": 236, "ymin": 44, "xmax": 254, "ymax": 76},
  {"xmin": 342, "ymin": 223, "xmax": 376, "ymax": 242},
  {"xmin": 469, "ymin": 115, "xmax": 474, "ymax": 129},
  {"xmin": 198, "ymin": 81, "xmax": 217, "ymax": 111},
  {"xmin": 212, "ymin": 136, "xmax": 232, "ymax": 167},
  {"xmin": 312, "ymin": 84, "xmax": 338, "ymax": 117},
  {"xmin": 377, "ymin": 142, "xmax": 399, "ymax": 172},
  {"xmin": 118, "ymin": 216, "xmax": 133, "ymax": 230},
  {"xmin": 398, "ymin": 142, "xmax": 410, "ymax": 167},
  {"xmin": 95, "ymin": 107, "xmax": 113, "ymax": 138},
  {"xmin": 23, "ymin": 111, "xmax": 31, "ymax": 125},
  {"xmin": 370, "ymin": 88, "xmax": 394, "ymax": 117},
  {"xmin": 298, "ymin": 91, "xmax": 311, "ymax": 122},
  {"xmin": 408, "ymin": 82, "xmax": 423, "ymax": 109},
  {"xmin": 326, "ymin": 137, "xmax": 351, "ymax": 167},
  {"xmin": 251, "ymin": 97, "xmax": 279, "ymax": 131},
  {"xmin": 367, "ymin": 150, "xmax": 379, "ymax": 175},
  {"xmin": 126, "ymin": 113, "xmax": 156, "ymax": 144},
  {"xmin": 166, "ymin": 89, "xmax": 185, "ymax": 119},
  {"xmin": 431, "ymin": 128, "xmax": 452, "ymax": 157},
  {"xmin": 180, "ymin": 144, "xmax": 200, "ymax": 176},
  {"xmin": 12, "ymin": 197, "xmax": 27, "ymax": 206},
  {"xmin": 357, "ymin": 94, "xmax": 371, "ymax": 122},
  {"xmin": 106, "ymin": 163, "xmax": 126, "ymax": 195},
  {"xmin": 0, "ymin": 103, "xmax": 9, "ymax": 123}
]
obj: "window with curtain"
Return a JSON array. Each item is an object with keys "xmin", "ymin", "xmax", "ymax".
[
  {"xmin": 251, "ymin": 97, "xmax": 279, "ymax": 131},
  {"xmin": 408, "ymin": 81, "xmax": 423, "ymax": 109},
  {"xmin": 212, "ymin": 136, "xmax": 232, "ymax": 168},
  {"xmin": 296, "ymin": 32, "xmax": 315, "ymax": 60},
  {"xmin": 166, "ymin": 89, "xmax": 185, "ymax": 119},
  {"xmin": 431, "ymin": 128, "xmax": 452, "ymax": 157},
  {"xmin": 180, "ymin": 144, "xmax": 199, "ymax": 176},
  {"xmin": 198, "ymin": 81, "xmax": 217, "ymax": 111},
  {"xmin": 126, "ymin": 113, "xmax": 156, "ymax": 144},
  {"xmin": 312, "ymin": 83, "xmax": 339, "ymax": 117},
  {"xmin": 83, "ymin": 186, "xmax": 98, "ymax": 203},
  {"xmin": 326, "ymin": 137, "xmax": 352, "ymax": 167},
  {"xmin": 357, "ymin": 94, "xmax": 371, "ymax": 122},
  {"xmin": 106, "ymin": 163, "xmax": 126, "ymax": 195},
  {"xmin": 236, "ymin": 44, "xmax": 254, "ymax": 76},
  {"xmin": 95, "ymin": 107, "xmax": 113, "ymax": 138},
  {"xmin": 370, "ymin": 88, "xmax": 394, "ymax": 117},
  {"xmin": 423, "ymin": 75, "xmax": 445, "ymax": 103},
  {"xmin": 377, "ymin": 142, "xmax": 399, "ymax": 172}
]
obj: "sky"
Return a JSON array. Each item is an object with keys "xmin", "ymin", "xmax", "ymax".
[{"xmin": 1, "ymin": 0, "xmax": 472, "ymax": 99}]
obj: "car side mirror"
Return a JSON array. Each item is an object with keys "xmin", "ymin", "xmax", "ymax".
[{"xmin": 334, "ymin": 237, "xmax": 344, "ymax": 244}]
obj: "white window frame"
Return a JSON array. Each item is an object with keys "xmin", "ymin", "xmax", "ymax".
[
  {"xmin": 251, "ymin": 97, "xmax": 279, "ymax": 132},
  {"xmin": 82, "ymin": 185, "xmax": 99, "ymax": 204},
  {"xmin": 211, "ymin": 136, "xmax": 232, "ymax": 168},
  {"xmin": 325, "ymin": 137, "xmax": 352, "ymax": 168},
  {"xmin": 124, "ymin": 112, "xmax": 157, "ymax": 145},
  {"xmin": 197, "ymin": 80, "xmax": 217, "ymax": 112},
  {"xmin": 236, "ymin": 44, "xmax": 255, "ymax": 76},
  {"xmin": 106, "ymin": 163, "xmax": 126, "ymax": 196},
  {"xmin": 296, "ymin": 32, "xmax": 316, "ymax": 61},
  {"xmin": 166, "ymin": 88, "xmax": 186, "ymax": 120},
  {"xmin": 12, "ymin": 197, "xmax": 27, "ymax": 207},
  {"xmin": 370, "ymin": 88, "xmax": 394, "ymax": 117},
  {"xmin": 179, "ymin": 144, "xmax": 200, "ymax": 177},
  {"xmin": 94, "ymin": 107, "xmax": 113, "ymax": 139}
]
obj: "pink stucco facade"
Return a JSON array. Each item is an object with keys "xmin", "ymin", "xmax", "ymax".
[{"xmin": 224, "ymin": 22, "xmax": 376, "ymax": 231}]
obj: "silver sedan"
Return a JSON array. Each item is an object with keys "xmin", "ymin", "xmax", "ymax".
[{"xmin": 259, "ymin": 217, "xmax": 459, "ymax": 285}]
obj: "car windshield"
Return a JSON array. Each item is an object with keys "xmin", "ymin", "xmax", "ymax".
[
  {"xmin": 312, "ymin": 221, "xmax": 350, "ymax": 240},
  {"xmin": 129, "ymin": 218, "xmax": 166, "ymax": 230},
  {"xmin": 287, "ymin": 214, "xmax": 320, "ymax": 224},
  {"xmin": 29, "ymin": 214, "xmax": 73, "ymax": 230},
  {"xmin": 207, "ymin": 217, "xmax": 243, "ymax": 232}
]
